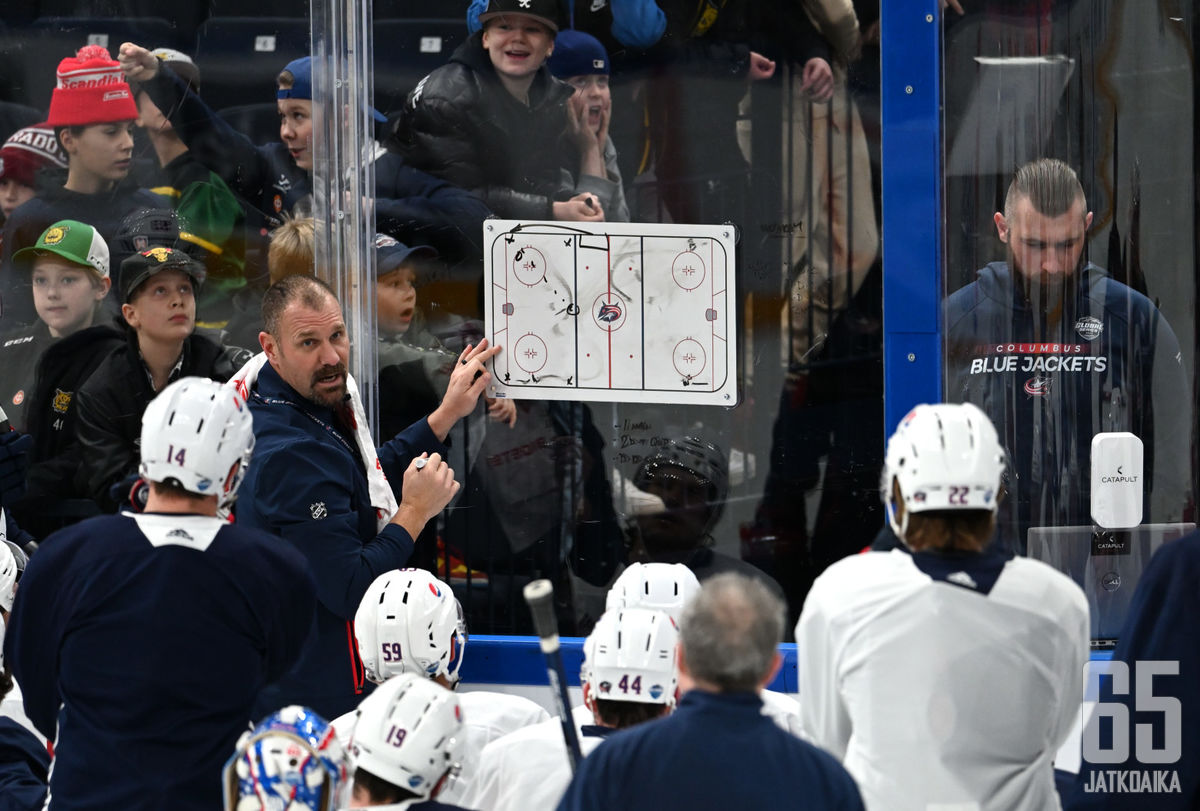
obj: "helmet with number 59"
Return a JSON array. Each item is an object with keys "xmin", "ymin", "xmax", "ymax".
[
  {"xmin": 139, "ymin": 376, "xmax": 255, "ymax": 508},
  {"xmin": 355, "ymin": 569, "xmax": 467, "ymax": 686}
]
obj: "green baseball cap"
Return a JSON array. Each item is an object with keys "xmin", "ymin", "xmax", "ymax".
[{"xmin": 13, "ymin": 219, "xmax": 110, "ymax": 279}]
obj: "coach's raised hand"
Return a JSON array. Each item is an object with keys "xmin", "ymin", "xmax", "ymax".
[{"xmin": 426, "ymin": 339, "xmax": 503, "ymax": 441}]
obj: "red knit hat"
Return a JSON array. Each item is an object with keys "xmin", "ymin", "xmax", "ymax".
[
  {"xmin": 46, "ymin": 45, "xmax": 139, "ymax": 127},
  {"xmin": 0, "ymin": 122, "xmax": 68, "ymax": 187}
]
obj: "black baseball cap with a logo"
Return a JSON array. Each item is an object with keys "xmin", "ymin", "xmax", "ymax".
[
  {"xmin": 477, "ymin": 0, "xmax": 563, "ymax": 32},
  {"xmin": 120, "ymin": 247, "xmax": 206, "ymax": 302}
]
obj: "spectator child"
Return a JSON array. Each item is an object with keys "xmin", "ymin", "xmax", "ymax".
[
  {"xmin": 74, "ymin": 246, "xmax": 251, "ymax": 511},
  {"xmin": 0, "ymin": 123, "xmax": 67, "ymax": 222},
  {"xmin": 118, "ymin": 46, "xmax": 491, "ymax": 267},
  {"xmin": 395, "ymin": 0, "xmax": 606, "ymax": 223},
  {"xmin": 1, "ymin": 46, "xmax": 165, "ymax": 326},
  {"xmin": 547, "ymin": 30, "xmax": 630, "ymax": 222},
  {"xmin": 0, "ymin": 220, "xmax": 112, "ymax": 431}
]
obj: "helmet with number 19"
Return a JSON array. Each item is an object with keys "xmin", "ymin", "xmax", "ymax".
[
  {"xmin": 139, "ymin": 377, "xmax": 255, "ymax": 508},
  {"xmin": 348, "ymin": 673, "xmax": 465, "ymax": 801},
  {"xmin": 354, "ymin": 569, "xmax": 467, "ymax": 686},
  {"xmin": 585, "ymin": 607, "xmax": 679, "ymax": 707},
  {"xmin": 881, "ymin": 402, "xmax": 1006, "ymax": 541}
]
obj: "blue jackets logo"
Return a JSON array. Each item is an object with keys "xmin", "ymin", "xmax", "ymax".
[{"xmin": 1024, "ymin": 376, "xmax": 1051, "ymax": 396}]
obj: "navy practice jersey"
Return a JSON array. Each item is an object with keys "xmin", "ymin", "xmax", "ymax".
[{"xmin": 4, "ymin": 512, "xmax": 317, "ymax": 811}]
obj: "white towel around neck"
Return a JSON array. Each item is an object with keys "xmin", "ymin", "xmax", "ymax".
[{"xmin": 229, "ymin": 352, "xmax": 399, "ymax": 531}]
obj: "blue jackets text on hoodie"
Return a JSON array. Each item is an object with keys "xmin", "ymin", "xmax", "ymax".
[
  {"xmin": 944, "ymin": 262, "xmax": 1191, "ymax": 551},
  {"xmin": 555, "ymin": 690, "xmax": 865, "ymax": 811},
  {"xmin": 236, "ymin": 362, "xmax": 447, "ymax": 719}
]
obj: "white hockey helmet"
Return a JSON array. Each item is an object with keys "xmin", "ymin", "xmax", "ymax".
[
  {"xmin": 605, "ymin": 562, "xmax": 701, "ymax": 624},
  {"xmin": 355, "ymin": 569, "xmax": 467, "ymax": 686},
  {"xmin": 140, "ymin": 377, "xmax": 255, "ymax": 508},
  {"xmin": 348, "ymin": 673, "xmax": 465, "ymax": 799},
  {"xmin": 0, "ymin": 539, "xmax": 17, "ymax": 614},
  {"xmin": 223, "ymin": 705, "xmax": 347, "ymax": 811},
  {"xmin": 882, "ymin": 402, "xmax": 1006, "ymax": 539},
  {"xmin": 585, "ymin": 608, "xmax": 679, "ymax": 707},
  {"xmin": 0, "ymin": 540, "xmax": 15, "ymax": 669}
]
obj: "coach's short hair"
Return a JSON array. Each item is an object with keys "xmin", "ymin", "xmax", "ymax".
[
  {"xmin": 1003, "ymin": 158, "xmax": 1086, "ymax": 219},
  {"xmin": 679, "ymin": 573, "xmax": 784, "ymax": 693},
  {"xmin": 261, "ymin": 274, "xmax": 337, "ymax": 337}
]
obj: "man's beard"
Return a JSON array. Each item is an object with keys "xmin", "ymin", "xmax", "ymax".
[
  {"xmin": 1011, "ymin": 249, "xmax": 1081, "ymax": 331},
  {"xmin": 307, "ymin": 362, "xmax": 348, "ymax": 409}
]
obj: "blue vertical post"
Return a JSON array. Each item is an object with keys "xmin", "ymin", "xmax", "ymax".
[{"xmin": 881, "ymin": 3, "xmax": 943, "ymax": 432}]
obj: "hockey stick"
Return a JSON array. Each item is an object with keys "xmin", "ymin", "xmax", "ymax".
[{"xmin": 523, "ymin": 579, "xmax": 584, "ymax": 772}]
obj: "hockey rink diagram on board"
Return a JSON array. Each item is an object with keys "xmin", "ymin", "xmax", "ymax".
[{"xmin": 484, "ymin": 220, "xmax": 738, "ymax": 406}]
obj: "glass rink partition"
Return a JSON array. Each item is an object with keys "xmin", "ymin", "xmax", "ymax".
[
  {"xmin": 932, "ymin": 0, "xmax": 1200, "ymax": 649},
  {"xmin": 0, "ymin": 0, "xmax": 888, "ymax": 644},
  {"xmin": 0, "ymin": 0, "xmax": 1183, "ymax": 667}
]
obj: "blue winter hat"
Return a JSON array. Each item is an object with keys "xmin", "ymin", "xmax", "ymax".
[
  {"xmin": 375, "ymin": 233, "xmax": 438, "ymax": 277},
  {"xmin": 547, "ymin": 30, "xmax": 609, "ymax": 78},
  {"xmin": 277, "ymin": 57, "xmax": 387, "ymax": 123}
]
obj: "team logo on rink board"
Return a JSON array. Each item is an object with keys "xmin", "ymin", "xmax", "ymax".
[
  {"xmin": 310, "ymin": 501, "xmax": 327, "ymax": 520},
  {"xmin": 1075, "ymin": 316, "xmax": 1103, "ymax": 341}
]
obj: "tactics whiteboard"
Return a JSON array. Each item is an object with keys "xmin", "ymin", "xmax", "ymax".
[{"xmin": 483, "ymin": 220, "xmax": 738, "ymax": 406}]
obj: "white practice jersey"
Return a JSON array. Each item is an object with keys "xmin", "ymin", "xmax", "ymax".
[
  {"xmin": 760, "ymin": 689, "xmax": 802, "ymax": 737},
  {"xmin": 796, "ymin": 549, "xmax": 1089, "ymax": 811},
  {"xmin": 439, "ymin": 690, "xmax": 550, "ymax": 804},
  {"xmin": 1, "ymin": 679, "xmax": 44, "ymax": 745},
  {"xmin": 461, "ymin": 717, "xmax": 610, "ymax": 811}
]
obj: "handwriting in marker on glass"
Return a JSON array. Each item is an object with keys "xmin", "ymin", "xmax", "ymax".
[{"xmin": 414, "ymin": 457, "xmax": 427, "ymax": 470}]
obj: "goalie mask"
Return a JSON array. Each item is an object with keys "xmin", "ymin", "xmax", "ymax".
[
  {"xmin": 355, "ymin": 569, "xmax": 467, "ymax": 686},
  {"xmin": 882, "ymin": 402, "xmax": 1006, "ymax": 541},
  {"xmin": 223, "ymin": 705, "xmax": 346, "ymax": 811}
]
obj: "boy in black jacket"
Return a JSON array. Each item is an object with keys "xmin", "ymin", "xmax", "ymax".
[{"xmin": 74, "ymin": 247, "xmax": 251, "ymax": 511}]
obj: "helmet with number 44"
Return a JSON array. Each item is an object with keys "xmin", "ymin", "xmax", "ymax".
[{"xmin": 585, "ymin": 607, "xmax": 679, "ymax": 707}]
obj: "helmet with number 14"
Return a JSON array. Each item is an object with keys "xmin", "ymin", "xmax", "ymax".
[{"xmin": 140, "ymin": 377, "xmax": 255, "ymax": 508}]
